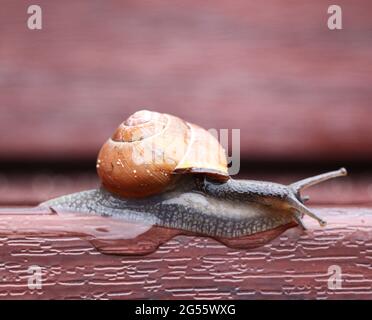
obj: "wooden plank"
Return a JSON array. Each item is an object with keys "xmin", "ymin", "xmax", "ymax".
[
  {"xmin": 0, "ymin": 207, "xmax": 371, "ymax": 299},
  {"xmin": 1, "ymin": 1, "xmax": 372, "ymax": 161}
]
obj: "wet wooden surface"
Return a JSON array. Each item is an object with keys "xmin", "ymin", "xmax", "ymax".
[
  {"xmin": 0, "ymin": 207, "xmax": 371, "ymax": 299},
  {"xmin": 1, "ymin": 0, "xmax": 372, "ymax": 161}
]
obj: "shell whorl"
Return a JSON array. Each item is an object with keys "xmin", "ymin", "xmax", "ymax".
[{"xmin": 97, "ymin": 110, "xmax": 228, "ymax": 198}]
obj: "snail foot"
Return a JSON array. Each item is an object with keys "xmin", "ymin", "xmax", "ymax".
[{"xmin": 214, "ymin": 222, "xmax": 298, "ymax": 249}]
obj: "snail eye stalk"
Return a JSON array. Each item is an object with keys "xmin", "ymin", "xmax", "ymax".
[
  {"xmin": 289, "ymin": 168, "xmax": 347, "ymax": 227},
  {"xmin": 290, "ymin": 168, "xmax": 347, "ymax": 193}
]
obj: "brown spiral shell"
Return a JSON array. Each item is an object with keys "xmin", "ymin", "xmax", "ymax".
[{"xmin": 97, "ymin": 110, "xmax": 228, "ymax": 198}]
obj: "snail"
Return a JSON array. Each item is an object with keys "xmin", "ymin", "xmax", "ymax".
[{"xmin": 40, "ymin": 110, "xmax": 347, "ymax": 240}]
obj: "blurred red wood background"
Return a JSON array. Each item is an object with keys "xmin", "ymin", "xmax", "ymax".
[{"xmin": 0, "ymin": 0, "xmax": 372, "ymax": 162}]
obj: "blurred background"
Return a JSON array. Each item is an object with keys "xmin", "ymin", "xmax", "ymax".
[{"xmin": 0, "ymin": 0, "xmax": 371, "ymax": 205}]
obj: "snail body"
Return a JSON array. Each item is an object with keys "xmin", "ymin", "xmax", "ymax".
[{"xmin": 41, "ymin": 110, "xmax": 347, "ymax": 239}]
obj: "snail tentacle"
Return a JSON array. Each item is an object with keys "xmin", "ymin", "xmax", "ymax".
[
  {"xmin": 288, "ymin": 168, "xmax": 348, "ymax": 227},
  {"xmin": 290, "ymin": 168, "xmax": 347, "ymax": 193}
]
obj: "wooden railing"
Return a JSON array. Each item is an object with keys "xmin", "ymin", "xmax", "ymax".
[{"xmin": 0, "ymin": 206, "xmax": 371, "ymax": 299}]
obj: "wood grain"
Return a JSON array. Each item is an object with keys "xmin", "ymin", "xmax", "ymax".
[
  {"xmin": 0, "ymin": 0, "xmax": 372, "ymax": 161},
  {"xmin": 0, "ymin": 207, "xmax": 371, "ymax": 299}
]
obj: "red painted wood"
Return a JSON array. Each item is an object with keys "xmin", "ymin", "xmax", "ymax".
[
  {"xmin": 0, "ymin": 206, "xmax": 297, "ymax": 255},
  {"xmin": 0, "ymin": 1, "xmax": 371, "ymax": 161},
  {"xmin": 0, "ymin": 207, "xmax": 370, "ymax": 299}
]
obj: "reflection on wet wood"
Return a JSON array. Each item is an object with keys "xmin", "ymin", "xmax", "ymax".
[
  {"xmin": 0, "ymin": 207, "xmax": 371, "ymax": 299},
  {"xmin": 0, "ymin": 206, "xmax": 297, "ymax": 255}
]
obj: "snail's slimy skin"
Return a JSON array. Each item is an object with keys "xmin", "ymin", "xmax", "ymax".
[
  {"xmin": 41, "ymin": 169, "xmax": 347, "ymax": 238},
  {"xmin": 41, "ymin": 177, "xmax": 298, "ymax": 238}
]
